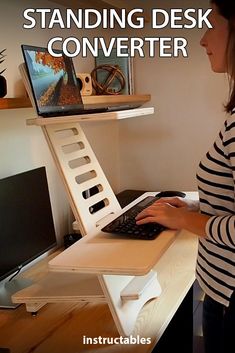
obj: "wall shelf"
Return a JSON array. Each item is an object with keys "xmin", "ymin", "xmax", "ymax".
[
  {"xmin": 0, "ymin": 94, "xmax": 151, "ymax": 111},
  {"xmin": 0, "ymin": 97, "xmax": 31, "ymax": 110}
]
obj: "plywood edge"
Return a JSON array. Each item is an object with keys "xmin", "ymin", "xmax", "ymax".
[
  {"xmin": 83, "ymin": 94, "xmax": 151, "ymax": 105},
  {"xmin": 26, "ymin": 107, "xmax": 154, "ymax": 126},
  {"xmin": 12, "ymin": 272, "xmax": 106, "ymax": 304}
]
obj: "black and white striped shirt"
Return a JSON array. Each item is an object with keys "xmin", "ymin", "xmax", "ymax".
[{"xmin": 196, "ymin": 112, "xmax": 235, "ymax": 307}]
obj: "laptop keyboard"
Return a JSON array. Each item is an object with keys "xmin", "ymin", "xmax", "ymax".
[{"xmin": 101, "ymin": 196, "xmax": 166, "ymax": 240}]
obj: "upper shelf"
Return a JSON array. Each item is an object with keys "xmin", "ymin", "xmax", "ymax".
[
  {"xmin": 0, "ymin": 94, "xmax": 151, "ymax": 110},
  {"xmin": 26, "ymin": 107, "xmax": 154, "ymax": 126}
]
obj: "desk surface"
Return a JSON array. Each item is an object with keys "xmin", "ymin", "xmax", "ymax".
[
  {"xmin": 2, "ymin": 191, "xmax": 199, "ymax": 353},
  {"xmin": 0, "ymin": 229, "xmax": 198, "ymax": 353}
]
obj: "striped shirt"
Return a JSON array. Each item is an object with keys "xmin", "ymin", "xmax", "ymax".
[{"xmin": 196, "ymin": 112, "xmax": 235, "ymax": 307}]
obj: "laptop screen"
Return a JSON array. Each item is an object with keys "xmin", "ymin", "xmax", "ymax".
[{"xmin": 21, "ymin": 45, "xmax": 83, "ymax": 116}]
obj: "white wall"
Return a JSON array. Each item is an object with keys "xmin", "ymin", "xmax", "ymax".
[
  {"xmin": 118, "ymin": 0, "xmax": 229, "ymax": 191},
  {"xmin": 0, "ymin": 108, "xmax": 70, "ymax": 241}
]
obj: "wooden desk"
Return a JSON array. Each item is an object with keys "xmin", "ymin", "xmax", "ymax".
[{"xmin": 0, "ymin": 229, "xmax": 197, "ymax": 353}]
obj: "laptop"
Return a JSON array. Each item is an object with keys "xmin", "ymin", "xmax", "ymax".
[{"xmin": 20, "ymin": 44, "xmax": 140, "ymax": 118}]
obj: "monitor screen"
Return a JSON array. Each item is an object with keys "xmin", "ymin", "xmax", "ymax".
[
  {"xmin": 21, "ymin": 44, "xmax": 83, "ymax": 116},
  {"xmin": 0, "ymin": 167, "xmax": 57, "ymax": 281}
]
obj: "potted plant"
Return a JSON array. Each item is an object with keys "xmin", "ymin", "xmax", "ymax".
[{"xmin": 0, "ymin": 48, "xmax": 7, "ymax": 98}]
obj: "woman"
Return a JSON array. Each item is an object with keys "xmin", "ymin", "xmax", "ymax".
[{"xmin": 136, "ymin": 2, "xmax": 235, "ymax": 353}]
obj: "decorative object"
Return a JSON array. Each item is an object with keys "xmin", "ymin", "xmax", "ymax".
[
  {"xmin": 91, "ymin": 64, "xmax": 126, "ymax": 95},
  {"xmin": 0, "ymin": 49, "xmax": 7, "ymax": 98},
  {"xmin": 92, "ymin": 47, "xmax": 134, "ymax": 95},
  {"xmin": 76, "ymin": 73, "xmax": 93, "ymax": 96}
]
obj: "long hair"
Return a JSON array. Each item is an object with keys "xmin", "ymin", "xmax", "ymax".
[{"xmin": 211, "ymin": 1, "xmax": 235, "ymax": 113}]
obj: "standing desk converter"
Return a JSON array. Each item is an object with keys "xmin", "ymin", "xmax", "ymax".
[{"xmin": 12, "ymin": 108, "xmax": 198, "ymax": 347}]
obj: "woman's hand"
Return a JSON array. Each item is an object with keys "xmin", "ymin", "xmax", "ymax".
[
  {"xmin": 135, "ymin": 197, "xmax": 209, "ymax": 236},
  {"xmin": 135, "ymin": 200, "xmax": 187, "ymax": 230},
  {"xmin": 154, "ymin": 196, "xmax": 199, "ymax": 211}
]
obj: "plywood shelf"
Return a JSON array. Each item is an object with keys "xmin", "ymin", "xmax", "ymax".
[
  {"xmin": 0, "ymin": 94, "xmax": 151, "ymax": 111},
  {"xmin": 26, "ymin": 107, "xmax": 154, "ymax": 126}
]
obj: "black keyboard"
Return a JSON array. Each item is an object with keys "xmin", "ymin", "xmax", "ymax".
[{"xmin": 101, "ymin": 196, "xmax": 166, "ymax": 240}]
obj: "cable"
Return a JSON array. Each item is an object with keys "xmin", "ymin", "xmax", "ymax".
[{"xmin": 8, "ymin": 265, "xmax": 23, "ymax": 282}]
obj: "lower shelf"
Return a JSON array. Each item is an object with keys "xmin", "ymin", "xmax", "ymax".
[{"xmin": 12, "ymin": 272, "xmax": 106, "ymax": 308}]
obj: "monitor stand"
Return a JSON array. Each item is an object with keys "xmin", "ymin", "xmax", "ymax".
[{"xmin": 0, "ymin": 278, "xmax": 33, "ymax": 309}]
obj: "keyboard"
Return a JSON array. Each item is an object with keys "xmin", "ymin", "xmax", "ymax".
[{"xmin": 101, "ymin": 196, "xmax": 166, "ymax": 240}]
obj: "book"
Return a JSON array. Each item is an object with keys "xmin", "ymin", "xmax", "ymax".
[{"xmin": 95, "ymin": 48, "xmax": 134, "ymax": 95}]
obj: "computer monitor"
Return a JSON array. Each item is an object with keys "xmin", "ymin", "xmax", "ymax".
[{"xmin": 0, "ymin": 167, "xmax": 57, "ymax": 308}]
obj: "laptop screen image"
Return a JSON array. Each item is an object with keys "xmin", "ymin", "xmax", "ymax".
[{"xmin": 21, "ymin": 45, "xmax": 84, "ymax": 117}]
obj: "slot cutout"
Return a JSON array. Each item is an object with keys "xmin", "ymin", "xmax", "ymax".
[
  {"xmin": 75, "ymin": 170, "xmax": 97, "ymax": 184},
  {"xmin": 69, "ymin": 156, "xmax": 91, "ymax": 169},
  {"xmin": 55, "ymin": 128, "xmax": 79, "ymax": 139},
  {"xmin": 82, "ymin": 184, "xmax": 103, "ymax": 199},
  {"xmin": 89, "ymin": 198, "xmax": 109, "ymax": 214},
  {"xmin": 62, "ymin": 142, "xmax": 85, "ymax": 154}
]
